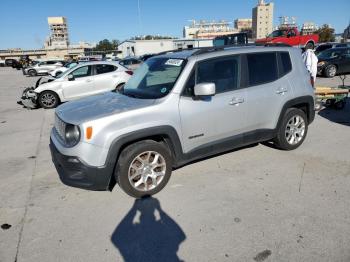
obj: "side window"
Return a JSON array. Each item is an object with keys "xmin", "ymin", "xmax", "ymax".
[
  {"xmin": 46, "ymin": 61, "xmax": 57, "ymax": 65},
  {"xmin": 71, "ymin": 66, "xmax": 91, "ymax": 78},
  {"xmin": 96, "ymin": 64, "xmax": 116, "ymax": 74},
  {"xmin": 197, "ymin": 56, "xmax": 239, "ymax": 94},
  {"xmin": 278, "ymin": 52, "xmax": 292, "ymax": 77},
  {"xmin": 247, "ymin": 52, "xmax": 278, "ymax": 86}
]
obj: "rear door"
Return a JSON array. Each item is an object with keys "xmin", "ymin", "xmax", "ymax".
[
  {"xmin": 62, "ymin": 65, "xmax": 94, "ymax": 100},
  {"xmin": 91, "ymin": 64, "xmax": 119, "ymax": 94},
  {"xmin": 179, "ymin": 55, "xmax": 247, "ymax": 153},
  {"xmin": 243, "ymin": 52, "xmax": 293, "ymax": 133}
]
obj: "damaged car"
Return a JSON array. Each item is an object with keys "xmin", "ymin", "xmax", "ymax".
[{"xmin": 20, "ymin": 61, "xmax": 133, "ymax": 109}]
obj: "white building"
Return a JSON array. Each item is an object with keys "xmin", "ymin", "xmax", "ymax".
[
  {"xmin": 118, "ymin": 39, "xmax": 175, "ymax": 58},
  {"xmin": 117, "ymin": 39, "xmax": 214, "ymax": 58},
  {"xmin": 173, "ymin": 39, "xmax": 213, "ymax": 50},
  {"xmin": 45, "ymin": 17, "xmax": 69, "ymax": 49}
]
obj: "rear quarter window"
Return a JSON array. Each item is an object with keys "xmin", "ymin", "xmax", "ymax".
[
  {"xmin": 247, "ymin": 52, "xmax": 278, "ymax": 86},
  {"xmin": 278, "ymin": 52, "xmax": 292, "ymax": 77}
]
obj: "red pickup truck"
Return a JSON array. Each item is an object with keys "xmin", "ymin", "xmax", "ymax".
[{"xmin": 255, "ymin": 28, "xmax": 319, "ymax": 49}]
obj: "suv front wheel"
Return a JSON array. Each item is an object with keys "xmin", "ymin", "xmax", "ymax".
[
  {"xmin": 116, "ymin": 140, "xmax": 173, "ymax": 198},
  {"xmin": 274, "ymin": 108, "xmax": 308, "ymax": 150}
]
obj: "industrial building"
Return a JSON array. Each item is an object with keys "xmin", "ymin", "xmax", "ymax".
[
  {"xmin": 45, "ymin": 17, "xmax": 69, "ymax": 49},
  {"xmin": 183, "ymin": 20, "xmax": 238, "ymax": 39},
  {"xmin": 252, "ymin": 0, "xmax": 274, "ymax": 39}
]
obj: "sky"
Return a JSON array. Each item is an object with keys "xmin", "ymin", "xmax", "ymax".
[{"xmin": 1, "ymin": 0, "xmax": 349, "ymax": 49}]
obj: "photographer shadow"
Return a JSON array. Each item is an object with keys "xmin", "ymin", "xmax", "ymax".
[{"xmin": 111, "ymin": 197, "xmax": 186, "ymax": 262}]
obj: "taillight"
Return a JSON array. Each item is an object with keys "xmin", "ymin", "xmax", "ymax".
[{"xmin": 125, "ymin": 70, "xmax": 133, "ymax": 75}]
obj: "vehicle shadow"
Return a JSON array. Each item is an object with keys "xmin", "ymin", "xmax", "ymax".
[
  {"xmin": 317, "ymin": 97, "xmax": 350, "ymax": 127},
  {"xmin": 111, "ymin": 197, "xmax": 186, "ymax": 262}
]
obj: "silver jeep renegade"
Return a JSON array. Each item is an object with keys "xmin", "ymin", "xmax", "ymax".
[{"xmin": 50, "ymin": 46, "xmax": 315, "ymax": 198}]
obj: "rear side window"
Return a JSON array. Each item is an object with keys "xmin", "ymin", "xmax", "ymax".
[
  {"xmin": 247, "ymin": 52, "xmax": 277, "ymax": 86},
  {"xmin": 278, "ymin": 52, "xmax": 292, "ymax": 77},
  {"xmin": 95, "ymin": 64, "xmax": 116, "ymax": 74}
]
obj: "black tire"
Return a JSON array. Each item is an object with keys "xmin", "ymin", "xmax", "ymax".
[
  {"xmin": 324, "ymin": 64, "xmax": 337, "ymax": 78},
  {"xmin": 116, "ymin": 140, "xmax": 173, "ymax": 198},
  {"xmin": 273, "ymin": 108, "xmax": 308, "ymax": 150},
  {"xmin": 28, "ymin": 69, "xmax": 37, "ymax": 77},
  {"xmin": 38, "ymin": 91, "xmax": 60, "ymax": 109},
  {"xmin": 115, "ymin": 83, "xmax": 125, "ymax": 92},
  {"xmin": 305, "ymin": 42, "xmax": 314, "ymax": 50}
]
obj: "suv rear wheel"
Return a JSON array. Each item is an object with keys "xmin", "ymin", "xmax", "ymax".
[
  {"xmin": 273, "ymin": 108, "xmax": 308, "ymax": 150},
  {"xmin": 116, "ymin": 140, "xmax": 172, "ymax": 198}
]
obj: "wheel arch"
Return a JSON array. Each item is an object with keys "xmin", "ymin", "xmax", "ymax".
[
  {"xmin": 276, "ymin": 96, "xmax": 315, "ymax": 131},
  {"xmin": 105, "ymin": 126, "xmax": 183, "ymax": 190}
]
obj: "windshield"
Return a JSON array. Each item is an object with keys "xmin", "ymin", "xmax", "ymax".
[
  {"xmin": 318, "ymin": 49, "xmax": 343, "ymax": 59},
  {"xmin": 122, "ymin": 57, "xmax": 186, "ymax": 99},
  {"xmin": 268, "ymin": 30, "xmax": 287, "ymax": 38}
]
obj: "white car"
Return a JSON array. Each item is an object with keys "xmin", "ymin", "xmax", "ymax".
[
  {"xmin": 49, "ymin": 62, "xmax": 79, "ymax": 77},
  {"xmin": 24, "ymin": 60, "xmax": 64, "ymax": 76},
  {"xmin": 32, "ymin": 61, "xmax": 133, "ymax": 108}
]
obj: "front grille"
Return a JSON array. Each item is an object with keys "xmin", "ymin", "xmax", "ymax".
[{"xmin": 54, "ymin": 114, "xmax": 66, "ymax": 142}]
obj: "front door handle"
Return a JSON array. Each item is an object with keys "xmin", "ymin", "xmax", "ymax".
[
  {"xmin": 229, "ymin": 97, "xmax": 244, "ymax": 105},
  {"xmin": 86, "ymin": 79, "xmax": 92, "ymax": 83}
]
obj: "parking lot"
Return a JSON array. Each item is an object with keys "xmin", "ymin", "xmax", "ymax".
[{"xmin": 0, "ymin": 67, "xmax": 350, "ymax": 261}]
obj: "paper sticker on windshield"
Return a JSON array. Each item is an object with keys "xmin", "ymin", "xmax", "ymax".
[
  {"xmin": 161, "ymin": 87, "xmax": 167, "ymax": 93},
  {"xmin": 165, "ymin": 59, "xmax": 183, "ymax": 67}
]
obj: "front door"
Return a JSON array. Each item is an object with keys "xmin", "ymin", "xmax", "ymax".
[
  {"xmin": 62, "ymin": 65, "xmax": 94, "ymax": 100},
  {"xmin": 179, "ymin": 55, "xmax": 247, "ymax": 153}
]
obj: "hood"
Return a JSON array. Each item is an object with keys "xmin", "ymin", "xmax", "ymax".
[
  {"xmin": 255, "ymin": 38, "xmax": 269, "ymax": 43},
  {"xmin": 56, "ymin": 92, "xmax": 156, "ymax": 125}
]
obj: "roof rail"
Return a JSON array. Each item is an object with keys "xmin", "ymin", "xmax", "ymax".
[{"xmin": 155, "ymin": 43, "xmax": 292, "ymax": 57}]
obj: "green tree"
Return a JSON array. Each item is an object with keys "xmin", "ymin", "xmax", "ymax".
[
  {"xmin": 94, "ymin": 39, "xmax": 119, "ymax": 51},
  {"xmin": 315, "ymin": 24, "xmax": 335, "ymax": 43}
]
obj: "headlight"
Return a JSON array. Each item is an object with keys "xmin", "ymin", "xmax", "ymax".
[
  {"xmin": 65, "ymin": 124, "xmax": 80, "ymax": 147},
  {"xmin": 318, "ymin": 61, "xmax": 325, "ymax": 66}
]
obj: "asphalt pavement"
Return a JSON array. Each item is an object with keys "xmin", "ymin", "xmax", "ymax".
[{"xmin": 0, "ymin": 67, "xmax": 349, "ymax": 262}]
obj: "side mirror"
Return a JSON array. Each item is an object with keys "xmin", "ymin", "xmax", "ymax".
[
  {"xmin": 68, "ymin": 74, "xmax": 75, "ymax": 81},
  {"xmin": 194, "ymin": 82, "xmax": 216, "ymax": 97}
]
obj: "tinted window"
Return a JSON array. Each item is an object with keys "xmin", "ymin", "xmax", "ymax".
[
  {"xmin": 315, "ymin": 44, "xmax": 332, "ymax": 53},
  {"xmin": 96, "ymin": 64, "xmax": 116, "ymax": 74},
  {"xmin": 197, "ymin": 56, "xmax": 239, "ymax": 93},
  {"xmin": 47, "ymin": 61, "xmax": 58, "ymax": 65},
  {"xmin": 247, "ymin": 52, "xmax": 277, "ymax": 86},
  {"xmin": 71, "ymin": 66, "xmax": 91, "ymax": 78},
  {"xmin": 183, "ymin": 70, "xmax": 196, "ymax": 96},
  {"xmin": 279, "ymin": 52, "xmax": 292, "ymax": 77}
]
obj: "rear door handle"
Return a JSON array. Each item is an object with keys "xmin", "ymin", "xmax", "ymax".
[
  {"xmin": 276, "ymin": 87, "xmax": 288, "ymax": 94},
  {"xmin": 229, "ymin": 97, "xmax": 244, "ymax": 105}
]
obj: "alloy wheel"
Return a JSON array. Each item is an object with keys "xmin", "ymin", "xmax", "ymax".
[
  {"xmin": 285, "ymin": 115, "xmax": 306, "ymax": 145},
  {"xmin": 128, "ymin": 151, "xmax": 167, "ymax": 192}
]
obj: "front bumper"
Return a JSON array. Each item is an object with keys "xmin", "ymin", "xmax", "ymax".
[{"xmin": 50, "ymin": 139, "xmax": 113, "ymax": 191}]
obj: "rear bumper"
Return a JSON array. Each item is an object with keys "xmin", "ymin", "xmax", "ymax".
[{"xmin": 50, "ymin": 139, "xmax": 113, "ymax": 191}]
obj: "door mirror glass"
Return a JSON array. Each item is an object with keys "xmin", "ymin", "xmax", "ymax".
[
  {"xmin": 194, "ymin": 82, "xmax": 216, "ymax": 97},
  {"xmin": 68, "ymin": 74, "xmax": 75, "ymax": 81}
]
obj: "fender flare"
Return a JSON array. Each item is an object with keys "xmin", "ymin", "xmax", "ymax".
[
  {"xmin": 275, "ymin": 95, "xmax": 315, "ymax": 130},
  {"xmin": 104, "ymin": 125, "xmax": 184, "ymax": 170}
]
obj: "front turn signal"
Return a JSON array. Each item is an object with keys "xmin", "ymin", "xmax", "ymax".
[{"xmin": 86, "ymin": 126, "xmax": 93, "ymax": 140}]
